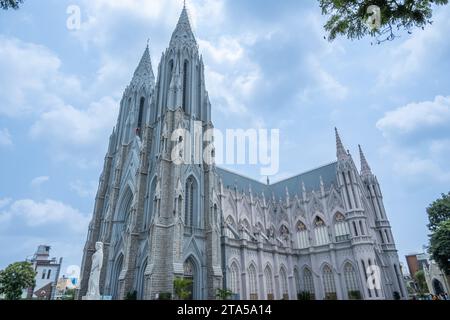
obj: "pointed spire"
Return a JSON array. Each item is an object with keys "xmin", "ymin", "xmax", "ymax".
[
  {"xmin": 359, "ymin": 145, "xmax": 372, "ymax": 176},
  {"xmin": 335, "ymin": 127, "xmax": 348, "ymax": 161},
  {"xmin": 170, "ymin": 3, "xmax": 197, "ymax": 49},
  {"xmin": 130, "ymin": 44, "xmax": 155, "ymax": 89}
]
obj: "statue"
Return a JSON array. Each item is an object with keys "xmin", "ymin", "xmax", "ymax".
[{"xmin": 84, "ymin": 242, "xmax": 103, "ymax": 299}]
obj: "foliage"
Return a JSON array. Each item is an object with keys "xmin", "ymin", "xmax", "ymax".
[
  {"xmin": 427, "ymin": 192, "xmax": 450, "ymax": 232},
  {"xmin": 297, "ymin": 291, "xmax": 312, "ymax": 300},
  {"xmin": 0, "ymin": 0, "xmax": 24, "ymax": 10},
  {"xmin": 62, "ymin": 289, "xmax": 76, "ymax": 300},
  {"xmin": 429, "ymin": 220, "xmax": 450, "ymax": 275},
  {"xmin": 318, "ymin": 0, "xmax": 449, "ymax": 43},
  {"xmin": 0, "ymin": 262, "xmax": 36, "ymax": 300},
  {"xmin": 216, "ymin": 288, "xmax": 233, "ymax": 300},
  {"xmin": 173, "ymin": 277, "xmax": 192, "ymax": 300},
  {"xmin": 348, "ymin": 290, "xmax": 362, "ymax": 300},
  {"xmin": 158, "ymin": 292, "xmax": 172, "ymax": 300},
  {"xmin": 414, "ymin": 270, "xmax": 428, "ymax": 294},
  {"xmin": 125, "ymin": 290, "xmax": 137, "ymax": 300}
]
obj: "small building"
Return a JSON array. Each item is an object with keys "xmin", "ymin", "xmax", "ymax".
[{"xmin": 24, "ymin": 245, "xmax": 63, "ymax": 300}]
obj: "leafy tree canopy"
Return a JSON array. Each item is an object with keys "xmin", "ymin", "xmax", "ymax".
[
  {"xmin": 429, "ymin": 220, "xmax": 450, "ymax": 275},
  {"xmin": 319, "ymin": 0, "xmax": 449, "ymax": 43},
  {"xmin": 1, "ymin": 0, "xmax": 24, "ymax": 10},
  {"xmin": 427, "ymin": 192, "xmax": 450, "ymax": 232},
  {"xmin": 0, "ymin": 262, "xmax": 36, "ymax": 300}
]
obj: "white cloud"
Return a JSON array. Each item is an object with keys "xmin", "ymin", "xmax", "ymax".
[
  {"xmin": 377, "ymin": 96, "xmax": 450, "ymax": 136},
  {"xmin": 377, "ymin": 9, "xmax": 450, "ymax": 86},
  {"xmin": 30, "ymin": 176, "xmax": 50, "ymax": 188},
  {"xmin": 0, "ymin": 128, "xmax": 13, "ymax": 146},
  {"xmin": 0, "ymin": 199, "xmax": 89, "ymax": 234},
  {"xmin": 70, "ymin": 180, "xmax": 98, "ymax": 198},
  {"xmin": 0, "ymin": 36, "xmax": 81, "ymax": 117},
  {"xmin": 0, "ymin": 198, "xmax": 12, "ymax": 209},
  {"xmin": 30, "ymin": 96, "xmax": 119, "ymax": 147}
]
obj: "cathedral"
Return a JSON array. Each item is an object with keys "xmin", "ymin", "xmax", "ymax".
[{"xmin": 79, "ymin": 5, "xmax": 407, "ymax": 300}]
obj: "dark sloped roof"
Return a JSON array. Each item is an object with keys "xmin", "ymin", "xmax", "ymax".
[{"xmin": 216, "ymin": 162, "xmax": 337, "ymax": 198}]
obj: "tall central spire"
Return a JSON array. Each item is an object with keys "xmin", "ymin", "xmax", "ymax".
[
  {"xmin": 169, "ymin": 3, "xmax": 197, "ymax": 49},
  {"xmin": 335, "ymin": 128, "xmax": 348, "ymax": 161},
  {"xmin": 130, "ymin": 44, "xmax": 155, "ymax": 90}
]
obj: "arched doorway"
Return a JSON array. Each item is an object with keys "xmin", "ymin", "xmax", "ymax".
[
  {"xmin": 183, "ymin": 258, "xmax": 198, "ymax": 300},
  {"xmin": 432, "ymin": 278, "xmax": 444, "ymax": 295},
  {"xmin": 111, "ymin": 254, "xmax": 123, "ymax": 300}
]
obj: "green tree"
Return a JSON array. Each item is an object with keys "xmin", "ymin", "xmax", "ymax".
[
  {"xmin": 318, "ymin": 0, "xmax": 449, "ymax": 42},
  {"xmin": 173, "ymin": 277, "xmax": 193, "ymax": 300},
  {"xmin": 429, "ymin": 220, "xmax": 450, "ymax": 275},
  {"xmin": 1, "ymin": 0, "xmax": 24, "ymax": 10},
  {"xmin": 414, "ymin": 270, "xmax": 427, "ymax": 294},
  {"xmin": 216, "ymin": 288, "xmax": 233, "ymax": 300},
  {"xmin": 427, "ymin": 192, "xmax": 450, "ymax": 232},
  {"xmin": 0, "ymin": 262, "xmax": 36, "ymax": 300}
]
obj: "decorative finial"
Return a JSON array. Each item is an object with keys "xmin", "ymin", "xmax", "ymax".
[
  {"xmin": 335, "ymin": 127, "xmax": 348, "ymax": 161},
  {"xmin": 359, "ymin": 145, "xmax": 372, "ymax": 175}
]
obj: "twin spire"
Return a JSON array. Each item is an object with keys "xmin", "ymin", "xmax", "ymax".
[
  {"xmin": 335, "ymin": 128, "xmax": 372, "ymax": 175},
  {"xmin": 131, "ymin": 4, "xmax": 196, "ymax": 89},
  {"xmin": 169, "ymin": 3, "xmax": 197, "ymax": 49}
]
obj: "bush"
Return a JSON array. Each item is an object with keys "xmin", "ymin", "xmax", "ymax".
[
  {"xmin": 125, "ymin": 291, "xmax": 137, "ymax": 300},
  {"xmin": 297, "ymin": 291, "xmax": 311, "ymax": 300},
  {"xmin": 348, "ymin": 290, "xmax": 362, "ymax": 300},
  {"xmin": 393, "ymin": 291, "xmax": 401, "ymax": 300},
  {"xmin": 158, "ymin": 292, "xmax": 172, "ymax": 300}
]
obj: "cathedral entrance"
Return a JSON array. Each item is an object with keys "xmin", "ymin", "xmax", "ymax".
[{"xmin": 184, "ymin": 258, "xmax": 197, "ymax": 300}]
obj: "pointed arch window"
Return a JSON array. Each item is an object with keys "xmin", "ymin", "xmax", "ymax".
[
  {"xmin": 280, "ymin": 268, "xmax": 289, "ymax": 300},
  {"xmin": 137, "ymin": 97, "xmax": 145, "ymax": 137},
  {"xmin": 183, "ymin": 60, "xmax": 189, "ymax": 112},
  {"xmin": 184, "ymin": 177, "xmax": 198, "ymax": 228},
  {"xmin": 294, "ymin": 268, "xmax": 300, "ymax": 294},
  {"xmin": 264, "ymin": 266, "xmax": 274, "ymax": 300},
  {"xmin": 323, "ymin": 265, "xmax": 337, "ymax": 300},
  {"xmin": 334, "ymin": 212, "xmax": 350, "ymax": 242},
  {"xmin": 303, "ymin": 268, "xmax": 315, "ymax": 300},
  {"xmin": 314, "ymin": 217, "xmax": 329, "ymax": 246},
  {"xmin": 344, "ymin": 263, "xmax": 361, "ymax": 299},
  {"xmin": 296, "ymin": 221, "xmax": 309, "ymax": 249},
  {"xmin": 248, "ymin": 265, "xmax": 258, "ymax": 300},
  {"xmin": 229, "ymin": 263, "xmax": 240, "ymax": 297}
]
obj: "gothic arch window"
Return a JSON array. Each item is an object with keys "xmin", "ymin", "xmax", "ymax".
[
  {"xmin": 196, "ymin": 64, "xmax": 201, "ymax": 119},
  {"xmin": 384, "ymin": 230, "xmax": 390, "ymax": 243},
  {"xmin": 184, "ymin": 176, "xmax": 198, "ymax": 228},
  {"xmin": 359, "ymin": 220, "xmax": 365, "ymax": 235},
  {"xmin": 137, "ymin": 97, "xmax": 145, "ymax": 137},
  {"xmin": 323, "ymin": 265, "xmax": 337, "ymax": 300},
  {"xmin": 183, "ymin": 60, "xmax": 189, "ymax": 113},
  {"xmin": 280, "ymin": 267, "xmax": 289, "ymax": 299},
  {"xmin": 248, "ymin": 264, "xmax": 258, "ymax": 300},
  {"xmin": 353, "ymin": 221, "xmax": 359, "ymax": 236},
  {"xmin": 229, "ymin": 262, "xmax": 240, "ymax": 297},
  {"xmin": 42, "ymin": 269, "xmax": 47, "ymax": 279},
  {"xmin": 296, "ymin": 221, "xmax": 309, "ymax": 249},
  {"xmin": 344, "ymin": 263, "xmax": 360, "ymax": 299},
  {"xmin": 294, "ymin": 268, "xmax": 300, "ymax": 294},
  {"xmin": 166, "ymin": 60, "xmax": 174, "ymax": 102},
  {"xmin": 213, "ymin": 204, "xmax": 218, "ymax": 225},
  {"xmin": 303, "ymin": 267, "xmax": 315, "ymax": 300},
  {"xmin": 313, "ymin": 216, "xmax": 329, "ymax": 246},
  {"xmin": 144, "ymin": 179, "xmax": 157, "ymax": 230},
  {"xmin": 177, "ymin": 195, "xmax": 183, "ymax": 217},
  {"xmin": 114, "ymin": 188, "xmax": 133, "ymax": 241},
  {"xmin": 264, "ymin": 266, "xmax": 274, "ymax": 300},
  {"xmin": 334, "ymin": 212, "xmax": 350, "ymax": 242}
]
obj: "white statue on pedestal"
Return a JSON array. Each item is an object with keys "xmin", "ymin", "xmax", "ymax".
[{"xmin": 86, "ymin": 242, "xmax": 103, "ymax": 299}]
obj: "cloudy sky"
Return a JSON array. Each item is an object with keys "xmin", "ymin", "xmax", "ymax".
[{"xmin": 1, "ymin": 0, "xmax": 449, "ymax": 275}]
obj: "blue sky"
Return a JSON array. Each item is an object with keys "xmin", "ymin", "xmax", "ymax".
[{"xmin": 1, "ymin": 0, "xmax": 449, "ymax": 275}]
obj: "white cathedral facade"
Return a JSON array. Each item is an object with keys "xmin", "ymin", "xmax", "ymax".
[{"xmin": 79, "ymin": 6, "xmax": 407, "ymax": 300}]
